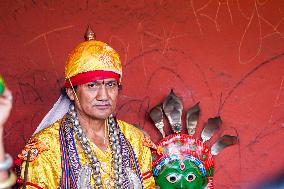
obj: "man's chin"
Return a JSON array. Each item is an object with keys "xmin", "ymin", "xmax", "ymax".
[{"xmin": 90, "ymin": 111, "xmax": 113, "ymax": 120}]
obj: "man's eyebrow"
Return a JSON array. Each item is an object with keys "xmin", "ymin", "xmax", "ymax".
[
  {"xmin": 105, "ymin": 80, "xmax": 118, "ymax": 83},
  {"xmin": 106, "ymin": 80, "xmax": 117, "ymax": 82}
]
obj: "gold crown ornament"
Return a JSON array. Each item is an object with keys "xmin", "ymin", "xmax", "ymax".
[{"xmin": 64, "ymin": 26, "xmax": 122, "ymax": 87}]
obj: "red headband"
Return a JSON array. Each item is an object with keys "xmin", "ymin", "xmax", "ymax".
[{"xmin": 65, "ymin": 70, "xmax": 120, "ymax": 88}]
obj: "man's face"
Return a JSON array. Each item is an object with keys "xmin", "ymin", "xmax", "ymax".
[{"xmin": 67, "ymin": 78, "xmax": 119, "ymax": 120}]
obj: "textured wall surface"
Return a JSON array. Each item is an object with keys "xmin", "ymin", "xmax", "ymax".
[{"xmin": 1, "ymin": 0, "xmax": 284, "ymax": 188}]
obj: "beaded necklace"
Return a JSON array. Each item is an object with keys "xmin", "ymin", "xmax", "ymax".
[{"xmin": 68, "ymin": 104, "xmax": 124, "ymax": 188}]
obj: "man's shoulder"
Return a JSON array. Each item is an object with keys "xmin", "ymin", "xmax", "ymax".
[
  {"xmin": 33, "ymin": 120, "xmax": 61, "ymax": 140},
  {"xmin": 18, "ymin": 120, "xmax": 61, "ymax": 162},
  {"xmin": 117, "ymin": 120, "xmax": 156, "ymax": 150},
  {"xmin": 117, "ymin": 120, "xmax": 144, "ymax": 137}
]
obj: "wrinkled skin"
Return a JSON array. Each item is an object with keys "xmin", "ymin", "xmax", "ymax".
[
  {"xmin": 66, "ymin": 78, "xmax": 119, "ymax": 120},
  {"xmin": 155, "ymin": 160, "xmax": 208, "ymax": 189}
]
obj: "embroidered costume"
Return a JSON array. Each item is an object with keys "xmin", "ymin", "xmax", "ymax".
[{"xmin": 19, "ymin": 119, "xmax": 154, "ymax": 188}]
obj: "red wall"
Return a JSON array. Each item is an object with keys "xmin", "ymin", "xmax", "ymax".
[{"xmin": 1, "ymin": 0, "xmax": 284, "ymax": 188}]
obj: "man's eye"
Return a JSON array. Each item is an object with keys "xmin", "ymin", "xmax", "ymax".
[
  {"xmin": 166, "ymin": 173, "xmax": 180, "ymax": 183},
  {"xmin": 87, "ymin": 83, "xmax": 98, "ymax": 88},
  {"xmin": 106, "ymin": 82, "xmax": 118, "ymax": 88}
]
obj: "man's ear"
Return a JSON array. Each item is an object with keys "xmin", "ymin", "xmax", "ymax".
[
  {"xmin": 118, "ymin": 84, "xmax": 123, "ymax": 91},
  {"xmin": 66, "ymin": 87, "xmax": 75, "ymax": 101}
]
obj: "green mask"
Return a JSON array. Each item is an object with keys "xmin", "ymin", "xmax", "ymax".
[
  {"xmin": 150, "ymin": 91, "xmax": 238, "ymax": 189},
  {"xmin": 155, "ymin": 159, "xmax": 208, "ymax": 189}
]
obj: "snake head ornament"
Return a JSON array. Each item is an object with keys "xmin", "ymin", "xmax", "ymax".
[{"xmin": 150, "ymin": 90, "xmax": 238, "ymax": 189}]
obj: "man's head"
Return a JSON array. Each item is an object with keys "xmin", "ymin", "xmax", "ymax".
[
  {"xmin": 66, "ymin": 78, "xmax": 119, "ymax": 120},
  {"xmin": 64, "ymin": 27, "xmax": 122, "ymax": 120}
]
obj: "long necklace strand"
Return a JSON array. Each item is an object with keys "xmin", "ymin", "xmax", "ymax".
[{"xmin": 68, "ymin": 104, "xmax": 124, "ymax": 188}]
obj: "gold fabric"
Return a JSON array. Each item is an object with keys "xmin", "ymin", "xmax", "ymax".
[
  {"xmin": 20, "ymin": 120, "xmax": 155, "ymax": 189},
  {"xmin": 65, "ymin": 40, "xmax": 122, "ymax": 80}
]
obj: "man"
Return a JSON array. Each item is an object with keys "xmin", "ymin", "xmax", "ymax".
[{"xmin": 17, "ymin": 27, "xmax": 155, "ymax": 188}]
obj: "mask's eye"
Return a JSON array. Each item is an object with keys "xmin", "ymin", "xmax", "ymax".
[
  {"xmin": 166, "ymin": 173, "xmax": 180, "ymax": 183},
  {"xmin": 186, "ymin": 173, "xmax": 196, "ymax": 182}
]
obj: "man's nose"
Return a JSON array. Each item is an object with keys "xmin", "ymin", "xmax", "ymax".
[{"xmin": 96, "ymin": 85, "xmax": 109, "ymax": 100}]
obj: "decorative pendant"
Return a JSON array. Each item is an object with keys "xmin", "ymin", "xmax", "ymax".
[
  {"xmin": 77, "ymin": 165, "xmax": 92, "ymax": 189},
  {"xmin": 126, "ymin": 167, "xmax": 142, "ymax": 189},
  {"xmin": 180, "ymin": 161, "xmax": 185, "ymax": 171}
]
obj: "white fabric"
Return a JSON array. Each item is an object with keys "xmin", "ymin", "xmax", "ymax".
[{"xmin": 33, "ymin": 94, "xmax": 71, "ymax": 135}]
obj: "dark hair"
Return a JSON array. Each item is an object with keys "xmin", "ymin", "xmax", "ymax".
[{"xmin": 61, "ymin": 86, "xmax": 77, "ymax": 97}]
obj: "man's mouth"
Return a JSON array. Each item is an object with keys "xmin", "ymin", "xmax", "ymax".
[{"xmin": 94, "ymin": 104, "xmax": 111, "ymax": 110}]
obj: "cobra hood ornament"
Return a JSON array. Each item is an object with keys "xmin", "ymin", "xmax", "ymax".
[{"xmin": 149, "ymin": 90, "xmax": 238, "ymax": 189}]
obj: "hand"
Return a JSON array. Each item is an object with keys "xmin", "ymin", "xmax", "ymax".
[{"xmin": 0, "ymin": 88, "xmax": 12, "ymax": 128}]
